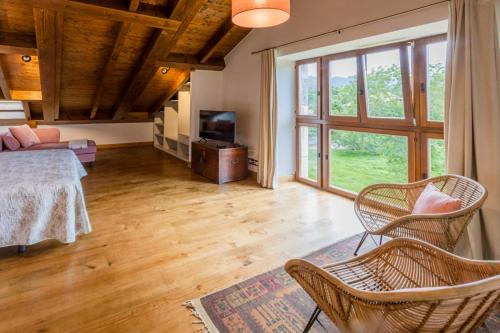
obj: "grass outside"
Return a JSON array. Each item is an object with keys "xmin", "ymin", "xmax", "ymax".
[{"xmin": 306, "ymin": 149, "xmax": 445, "ymax": 193}]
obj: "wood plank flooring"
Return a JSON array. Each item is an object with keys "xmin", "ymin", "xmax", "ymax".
[{"xmin": 0, "ymin": 147, "xmax": 362, "ymax": 332}]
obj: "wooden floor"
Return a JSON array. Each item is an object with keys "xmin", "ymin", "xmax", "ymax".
[{"xmin": 0, "ymin": 147, "xmax": 362, "ymax": 332}]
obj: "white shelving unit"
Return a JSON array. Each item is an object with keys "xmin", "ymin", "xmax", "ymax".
[{"xmin": 153, "ymin": 83, "xmax": 192, "ymax": 162}]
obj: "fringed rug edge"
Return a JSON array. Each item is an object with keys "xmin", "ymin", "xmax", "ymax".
[{"xmin": 183, "ymin": 299, "xmax": 221, "ymax": 333}]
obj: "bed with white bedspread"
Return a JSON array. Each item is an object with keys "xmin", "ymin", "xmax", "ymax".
[{"xmin": 0, "ymin": 149, "xmax": 91, "ymax": 247}]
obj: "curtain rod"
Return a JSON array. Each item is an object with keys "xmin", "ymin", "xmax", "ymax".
[{"xmin": 251, "ymin": 0, "xmax": 450, "ymax": 55}]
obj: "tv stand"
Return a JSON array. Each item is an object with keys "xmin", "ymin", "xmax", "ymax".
[{"xmin": 191, "ymin": 141, "xmax": 248, "ymax": 184}]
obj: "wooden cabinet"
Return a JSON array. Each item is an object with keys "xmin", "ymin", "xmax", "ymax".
[{"xmin": 191, "ymin": 141, "xmax": 248, "ymax": 184}]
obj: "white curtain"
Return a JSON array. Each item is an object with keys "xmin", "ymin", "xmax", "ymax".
[
  {"xmin": 445, "ymin": 0, "xmax": 500, "ymax": 259},
  {"xmin": 257, "ymin": 49, "xmax": 278, "ymax": 189}
]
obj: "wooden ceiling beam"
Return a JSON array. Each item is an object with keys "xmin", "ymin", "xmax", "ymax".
[
  {"xmin": 112, "ymin": 0, "xmax": 206, "ymax": 121},
  {"xmin": 197, "ymin": 18, "xmax": 234, "ymax": 64},
  {"xmin": 148, "ymin": 70, "xmax": 191, "ymax": 115},
  {"xmin": 157, "ymin": 53, "xmax": 225, "ymax": 71},
  {"xmin": 0, "ymin": 32, "xmax": 38, "ymax": 56},
  {"xmin": 0, "ymin": 63, "xmax": 12, "ymax": 100},
  {"xmin": 33, "ymin": 0, "xmax": 181, "ymax": 31},
  {"xmin": 90, "ymin": 0, "xmax": 141, "ymax": 119},
  {"xmin": 34, "ymin": 8, "xmax": 63, "ymax": 122}
]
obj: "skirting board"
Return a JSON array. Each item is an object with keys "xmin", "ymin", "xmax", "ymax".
[{"xmin": 97, "ymin": 142, "xmax": 153, "ymax": 150}]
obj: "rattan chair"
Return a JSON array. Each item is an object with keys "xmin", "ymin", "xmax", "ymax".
[
  {"xmin": 353, "ymin": 175, "xmax": 487, "ymax": 255},
  {"xmin": 285, "ymin": 238, "xmax": 500, "ymax": 333}
]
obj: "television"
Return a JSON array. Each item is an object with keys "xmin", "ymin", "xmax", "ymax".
[{"xmin": 199, "ymin": 110, "xmax": 236, "ymax": 143}]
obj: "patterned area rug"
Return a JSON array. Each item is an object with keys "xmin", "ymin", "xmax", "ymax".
[{"xmin": 185, "ymin": 234, "xmax": 499, "ymax": 333}]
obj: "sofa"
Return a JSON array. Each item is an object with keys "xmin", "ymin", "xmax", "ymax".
[{"xmin": 0, "ymin": 127, "xmax": 97, "ymax": 164}]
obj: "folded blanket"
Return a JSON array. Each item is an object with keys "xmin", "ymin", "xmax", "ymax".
[{"xmin": 69, "ymin": 139, "xmax": 88, "ymax": 150}]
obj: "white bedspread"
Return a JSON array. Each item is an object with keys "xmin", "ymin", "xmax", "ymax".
[{"xmin": 0, "ymin": 150, "xmax": 91, "ymax": 246}]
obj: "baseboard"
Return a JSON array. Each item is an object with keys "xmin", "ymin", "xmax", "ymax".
[
  {"xmin": 97, "ymin": 142, "xmax": 153, "ymax": 150},
  {"xmin": 278, "ymin": 175, "xmax": 295, "ymax": 184}
]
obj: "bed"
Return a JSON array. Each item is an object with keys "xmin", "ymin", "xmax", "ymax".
[{"xmin": 0, "ymin": 149, "xmax": 91, "ymax": 249}]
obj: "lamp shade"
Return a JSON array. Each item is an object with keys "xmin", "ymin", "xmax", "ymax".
[{"xmin": 232, "ymin": 0, "xmax": 290, "ymax": 28}]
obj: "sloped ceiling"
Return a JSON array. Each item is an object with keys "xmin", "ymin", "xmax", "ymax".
[{"xmin": 0, "ymin": 0, "xmax": 250, "ymax": 123}]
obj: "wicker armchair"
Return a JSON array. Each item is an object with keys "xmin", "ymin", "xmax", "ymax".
[
  {"xmin": 285, "ymin": 238, "xmax": 500, "ymax": 333},
  {"xmin": 353, "ymin": 175, "xmax": 487, "ymax": 255}
]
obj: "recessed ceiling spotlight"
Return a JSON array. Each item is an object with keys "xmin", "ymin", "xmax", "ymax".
[
  {"xmin": 161, "ymin": 67, "xmax": 170, "ymax": 75},
  {"xmin": 21, "ymin": 55, "xmax": 32, "ymax": 63}
]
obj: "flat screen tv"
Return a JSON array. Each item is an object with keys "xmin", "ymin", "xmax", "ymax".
[{"xmin": 199, "ymin": 110, "xmax": 236, "ymax": 143}]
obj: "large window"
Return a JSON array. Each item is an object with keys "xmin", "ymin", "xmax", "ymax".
[{"xmin": 296, "ymin": 35, "xmax": 446, "ymax": 198}]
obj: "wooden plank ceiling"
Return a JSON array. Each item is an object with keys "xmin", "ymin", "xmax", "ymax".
[{"xmin": 0, "ymin": 0, "xmax": 250, "ymax": 123}]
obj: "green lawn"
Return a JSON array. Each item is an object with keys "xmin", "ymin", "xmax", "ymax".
[
  {"xmin": 330, "ymin": 151, "xmax": 407, "ymax": 193},
  {"xmin": 306, "ymin": 149, "xmax": 445, "ymax": 193}
]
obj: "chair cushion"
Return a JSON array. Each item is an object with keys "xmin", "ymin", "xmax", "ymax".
[
  {"xmin": 412, "ymin": 183, "xmax": 462, "ymax": 214},
  {"xmin": 3, "ymin": 132, "xmax": 21, "ymax": 151},
  {"xmin": 32, "ymin": 128, "xmax": 61, "ymax": 143},
  {"xmin": 9, "ymin": 124, "xmax": 41, "ymax": 148}
]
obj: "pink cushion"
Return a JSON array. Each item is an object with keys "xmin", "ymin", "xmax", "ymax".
[
  {"xmin": 9, "ymin": 125, "xmax": 41, "ymax": 148},
  {"xmin": 32, "ymin": 128, "xmax": 60, "ymax": 143},
  {"xmin": 412, "ymin": 183, "xmax": 462, "ymax": 214},
  {"xmin": 3, "ymin": 132, "xmax": 21, "ymax": 151},
  {"xmin": 0, "ymin": 135, "xmax": 3, "ymax": 152},
  {"xmin": 23, "ymin": 142, "xmax": 69, "ymax": 151}
]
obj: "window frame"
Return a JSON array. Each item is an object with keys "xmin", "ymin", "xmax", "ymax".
[
  {"xmin": 294, "ymin": 33, "xmax": 447, "ymax": 198},
  {"xmin": 420, "ymin": 131, "xmax": 445, "ymax": 179},
  {"xmin": 414, "ymin": 34, "xmax": 447, "ymax": 129},
  {"xmin": 296, "ymin": 58, "xmax": 322, "ymax": 121},
  {"xmin": 322, "ymin": 51, "xmax": 363, "ymax": 123},
  {"xmin": 323, "ymin": 125, "xmax": 416, "ymax": 199},
  {"xmin": 296, "ymin": 122, "xmax": 322, "ymax": 188}
]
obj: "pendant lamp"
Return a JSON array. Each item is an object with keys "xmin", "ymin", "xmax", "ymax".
[{"xmin": 232, "ymin": 0, "xmax": 290, "ymax": 28}]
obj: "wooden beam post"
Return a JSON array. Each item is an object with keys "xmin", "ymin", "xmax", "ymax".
[
  {"xmin": 33, "ymin": 8, "xmax": 63, "ymax": 122},
  {"xmin": 22, "ymin": 101, "xmax": 31, "ymax": 120},
  {"xmin": 112, "ymin": 0, "xmax": 206, "ymax": 121},
  {"xmin": 0, "ymin": 62, "xmax": 12, "ymax": 100},
  {"xmin": 90, "ymin": 0, "xmax": 141, "ymax": 119},
  {"xmin": 197, "ymin": 18, "xmax": 234, "ymax": 64}
]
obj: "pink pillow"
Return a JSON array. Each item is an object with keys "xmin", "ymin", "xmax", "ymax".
[
  {"xmin": 3, "ymin": 132, "xmax": 21, "ymax": 151},
  {"xmin": 412, "ymin": 183, "xmax": 462, "ymax": 214},
  {"xmin": 32, "ymin": 128, "xmax": 60, "ymax": 143},
  {"xmin": 9, "ymin": 124, "xmax": 41, "ymax": 148},
  {"xmin": 0, "ymin": 134, "xmax": 3, "ymax": 152}
]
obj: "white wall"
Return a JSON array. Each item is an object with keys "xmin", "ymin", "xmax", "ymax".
[
  {"xmin": 41, "ymin": 123, "xmax": 153, "ymax": 145},
  {"xmin": 219, "ymin": 0, "xmax": 449, "ymax": 176},
  {"xmin": 276, "ymin": 59, "xmax": 296, "ymax": 177},
  {"xmin": 189, "ymin": 70, "xmax": 224, "ymax": 140}
]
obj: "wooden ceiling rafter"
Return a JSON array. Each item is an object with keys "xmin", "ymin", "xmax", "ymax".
[
  {"xmin": 33, "ymin": 0, "xmax": 182, "ymax": 31},
  {"xmin": 90, "ymin": 0, "xmax": 141, "ymax": 119},
  {"xmin": 197, "ymin": 17, "xmax": 235, "ymax": 64},
  {"xmin": 156, "ymin": 53, "xmax": 225, "ymax": 71},
  {"xmin": 33, "ymin": 6, "xmax": 64, "ymax": 121},
  {"xmin": 148, "ymin": 69, "xmax": 191, "ymax": 115},
  {"xmin": 112, "ymin": 0, "xmax": 206, "ymax": 121}
]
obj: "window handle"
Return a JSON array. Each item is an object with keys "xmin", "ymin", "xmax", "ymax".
[
  {"xmin": 420, "ymin": 83, "xmax": 426, "ymax": 93},
  {"xmin": 359, "ymin": 88, "xmax": 364, "ymax": 96}
]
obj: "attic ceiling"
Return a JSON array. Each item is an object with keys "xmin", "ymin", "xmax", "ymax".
[{"xmin": 0, "ymin": 0, "xmax": 250, "ymax": 123}]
